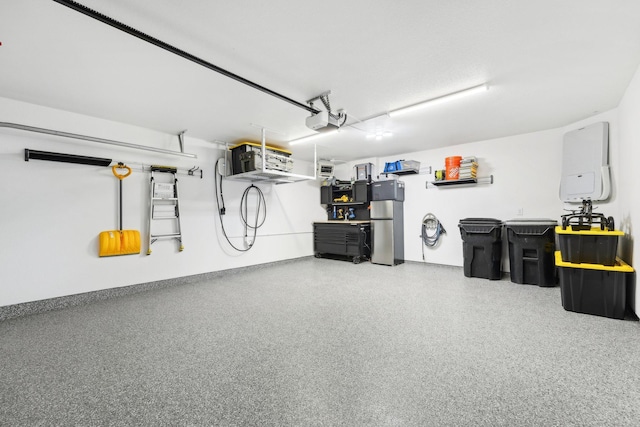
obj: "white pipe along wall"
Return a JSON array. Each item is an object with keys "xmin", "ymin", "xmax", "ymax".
[{"xmin": 2, "ymin": 59, "xmax": 640, "ymax": 313}]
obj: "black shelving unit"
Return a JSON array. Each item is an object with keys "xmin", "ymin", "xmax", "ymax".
[{"xmin": 321, "ymin": 180, "xmax": 370, "ymax": 220}]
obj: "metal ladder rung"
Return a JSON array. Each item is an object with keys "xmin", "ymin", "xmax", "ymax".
[
  {"xmin": 151, "ymin": 233, "xmax": 182, "ymax": 239},
  {"xmin": 147, "ymin": 168, "xmax": 183, "ymax": 254}
]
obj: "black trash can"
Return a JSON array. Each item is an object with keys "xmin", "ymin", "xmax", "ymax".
[
  {"xmin": 458, "ymin": 218, "xmax": 503, "ymax": 280},
  {"xmin": 504, "ymin": 219, "xmax": 558, "ymax": 287}
]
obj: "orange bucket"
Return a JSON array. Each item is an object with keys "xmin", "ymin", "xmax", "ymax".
[{"xmin": 445, "ymin": 156, "xmax": 462, "ymax": 180}]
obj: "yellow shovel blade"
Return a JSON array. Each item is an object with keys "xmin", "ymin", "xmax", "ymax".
[{"xmin": 99, "ymin": 230, "xmax": 141, "ymax": 257}]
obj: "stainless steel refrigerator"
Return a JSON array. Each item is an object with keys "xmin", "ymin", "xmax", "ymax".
[{"xmin": 370, "ymin": 200, "xmax": 404, "ymax": 265}]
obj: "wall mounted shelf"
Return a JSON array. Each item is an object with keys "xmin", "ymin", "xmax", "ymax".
[
  {"xmin": 427, "ymin": 175, "xmax": 493, "ymax": 188},
  {"xmin": 382, "ymin": 170, "xmax": 418, "ymax": 176},
  {"xmin": 225, "ymin": 169, "xmax": 314, "ymax": 185}
]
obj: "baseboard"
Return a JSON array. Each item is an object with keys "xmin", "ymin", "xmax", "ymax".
[{"xmin": 0, "ymin": 256, "xmax": 312, "ymax": 322}]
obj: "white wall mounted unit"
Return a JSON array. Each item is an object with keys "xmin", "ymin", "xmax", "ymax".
[
  {"xmin": 317, "ymin": 160, "xmax": 335, "ymax": 178},
  {"xmin": 559, "ymin": 122, "xmax": 610, "ymax": 202}
]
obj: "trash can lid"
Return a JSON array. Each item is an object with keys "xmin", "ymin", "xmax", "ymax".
[
  {"xmin": 504, "ymin": 218, "xmax": 557, "ymax": 226},
  {"xmin": 459, "ymin": 218, "xmax": 502, "ymax": 225}
]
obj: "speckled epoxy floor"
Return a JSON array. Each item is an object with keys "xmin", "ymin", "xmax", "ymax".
[{"xmin": 2, "ymin": 258, "xmax": 640, "ymax": 426}]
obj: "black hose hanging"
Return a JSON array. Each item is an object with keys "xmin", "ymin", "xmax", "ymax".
[
  {"xmin": 52, "ymin": 0, "xmax": 320, "ymax": 115},
  {"xmin": 214, "ymin": 158, "xmax": 266, "ymax": 252}
]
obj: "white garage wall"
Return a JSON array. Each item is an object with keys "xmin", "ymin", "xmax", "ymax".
[
  {"xmin": 0, "ymin": 97, "xmax": 325, "ymax": 307},
  {"xmin": 617, "ymin": 62, "xmax": 640, "ymax": 312},
  {"xmin": 3, "ymin": 57, "xmax": 638, "ymax": 309},
  {"xmin": 336, "ymin": 109, "xmax": 620, "ymax": 270}
]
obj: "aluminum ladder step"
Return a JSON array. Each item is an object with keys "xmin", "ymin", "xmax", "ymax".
[{"xmin": 147, "ymin": 167, "xmax": 184, "ymax": 255}]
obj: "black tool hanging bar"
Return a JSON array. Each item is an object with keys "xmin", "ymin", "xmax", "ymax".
[
  {"xmin": 52, "ymin": 0, "xmax": 320, "ymax": 115},
  {"xmin": 25, "ymin": 148, "xmax": 112, "ymax": 166}
]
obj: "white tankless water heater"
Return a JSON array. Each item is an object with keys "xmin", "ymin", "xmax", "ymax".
[{"xmin": 559, "ymin": 121, "xmax": 610, "ymax": 203}]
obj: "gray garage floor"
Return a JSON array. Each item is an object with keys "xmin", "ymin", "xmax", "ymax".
[{"xmin": 2, "ymin": 258, "xmax": 640, "ymax": 426}]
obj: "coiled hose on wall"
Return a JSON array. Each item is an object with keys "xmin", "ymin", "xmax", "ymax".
[
  {"xmin": 421, "ymin": 213, "xmax": 446, "ymax": 260},
  {"xmin": 214, "ymin": 158, "xmax": 266, "ymax": 252}
]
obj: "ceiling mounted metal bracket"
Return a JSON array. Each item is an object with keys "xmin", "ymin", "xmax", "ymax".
[
  {"xmin": 188, "ymin": 166, "xmax": 202, "ymax": 179},
  {"xmin": 178, "ymin": 130, "xmax": 187, "ymax": 154},
  {"xmin": 306, "ymin": 91, "xmax": 332, "ymax": 107},
  {"xmin": 305, "ymin": 91, "xmax": 347, "ymax": 127}
]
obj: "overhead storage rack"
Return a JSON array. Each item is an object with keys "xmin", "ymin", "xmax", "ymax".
[{"xmin": 223, "ymin": 129, "xmax": 316, "ymax": 184}]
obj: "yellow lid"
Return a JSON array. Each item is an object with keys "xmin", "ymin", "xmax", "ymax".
[
  {"xmin": 231, "ymin": 141, "xmax": 292, "ymax": 155},
  {"xmin": 554, "ymin": 251, "xmax": 634, "ymax": 272},
  {"xmin": 555, "ymin": 225, "xmax": 623, "ymax": 236}
]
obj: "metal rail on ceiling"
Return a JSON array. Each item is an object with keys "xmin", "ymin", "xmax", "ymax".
[{"xmin": 51, "ymin": 0, "xmax": 321, "ymax": 115}]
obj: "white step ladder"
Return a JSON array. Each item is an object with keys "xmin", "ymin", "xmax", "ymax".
[{"xmin": 147, "ymin": 165, "xmax": 184, "ymax": 255}]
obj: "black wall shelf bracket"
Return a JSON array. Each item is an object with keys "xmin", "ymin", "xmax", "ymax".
[
  {"xmin": 426, "ymin": 175, "xmax": 494, "ymax": 189},
  {"xmin": 188, "ymin": 166, "xmax": 203, "ymax": 179}
]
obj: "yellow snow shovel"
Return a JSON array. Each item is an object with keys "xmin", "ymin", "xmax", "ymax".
[{"xmin": 99, "ymin": 162, "xmax": 141, "ymax": 257}]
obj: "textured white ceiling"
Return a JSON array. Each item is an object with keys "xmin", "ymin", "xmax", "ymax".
[{"xmin": 1, "ymin": 0, "xmax": 640, "ymax": 162}]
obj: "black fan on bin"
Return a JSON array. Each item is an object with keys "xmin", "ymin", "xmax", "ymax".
[{"xmin": 561, "ymin": 199, "xmax": 614, "ymax": 231}]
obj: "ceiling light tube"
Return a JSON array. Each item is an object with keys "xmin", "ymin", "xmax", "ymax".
[
  {"xmin": 289, "ymin": 130, "xmax": 339, "ymax": 146},
  {"xmin": 388, "ymin": 83, "xmax": 488, "ymax": 118}
]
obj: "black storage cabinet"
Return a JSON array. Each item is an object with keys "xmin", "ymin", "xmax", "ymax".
[
  {"xmin": 458, "ymin": 218, "xmax": 503, "ymax": 280},
  {"xmin": 504, "ymin": 219, "xmax": 558, "ymax": 287},
  {"xmin": 314, "ymin": 222, "xmax": 370, "ymax": 263}
]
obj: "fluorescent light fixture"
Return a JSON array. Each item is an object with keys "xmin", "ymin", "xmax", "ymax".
[
  {"xmin": 366, "ymin": 131, "xmax": 393, "ymax": 140},
  {"xmin": 388, "ymin": 83, "xmax": 488, "ymax": 117},
  {"xmin": 289, "ymin": 129, "xmax": 339, "ymax": 146}
]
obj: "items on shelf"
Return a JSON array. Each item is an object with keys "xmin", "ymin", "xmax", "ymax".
[
  {"xmin": 459, "ymin": 156, "xmax": 478, "ymax": 179},
  {"xmin": 445, "ymin": 156, "xmax": 462, "ymax": 180},
  {"xmin": 230, "ymin": 141, "xmax": 293, "ymax": 175},
  {"xmin": 429, "ymin": 155, "xmax": 490, "ymax": 188},
  {"xmin": 354, "ymin": 163, "xmax": 375, "ymax": 182},
  {"xmin": 320, "ymin": 179, "xmax": 371, "ymax": 221},
  {"xmin": 333, "ymin": 194, "xmax": 352, "ymax": 203},
  {"xmin": 383, "ymin": 160, "xmax": 420, "ymax": 175}
]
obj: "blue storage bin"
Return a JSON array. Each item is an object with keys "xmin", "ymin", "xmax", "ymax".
[{"xmin": 384, "ymin": 161, "xmax": 401, "ymax": 173}]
